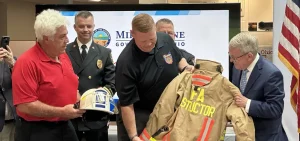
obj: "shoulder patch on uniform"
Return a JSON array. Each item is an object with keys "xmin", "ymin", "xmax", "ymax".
[{"xmin": 163, "ymin": 51, "xmax": 173, "ymax": 64}]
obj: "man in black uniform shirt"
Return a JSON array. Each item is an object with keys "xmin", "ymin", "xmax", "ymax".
[
  {"xmin": 66, "ymin": 11, "xmax": 116, "ymax": 141},
  {"xmin": 116, "ymin": 13, "xmax": 194, "ymax": 141},
  {"xmin": 156, "ymin": 18, "xmax": 195, "ymax": 66}
]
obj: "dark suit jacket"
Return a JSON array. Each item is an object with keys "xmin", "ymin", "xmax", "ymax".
[
  {"xmin": 0, "ymin": 60, "xmax": 17, "ymax": 131},
  {"xmin": 66, "ymin": 39, "xmax": 116, "ymax": 131},
  {"xmin": 232, "ymin": 55, "xmax": 288, "ymax": 141}
]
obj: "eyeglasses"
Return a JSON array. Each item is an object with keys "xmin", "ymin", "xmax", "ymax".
[{"xmin": 229, "ymin": 52, "xmax": 249, "ymax": 62}]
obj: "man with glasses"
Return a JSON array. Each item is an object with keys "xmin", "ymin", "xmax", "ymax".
[
  {"xmin": 156, "ymin": 18, "xmax": 195, "ymax": 66},
  {"xmin": 229, "ymin": 32, "xmax": 287, "ymax": 141}
]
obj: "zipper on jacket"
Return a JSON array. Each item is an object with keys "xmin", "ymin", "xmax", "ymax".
[{"xmin": 152, "ymin": 125, "xmax": 169, "ymax": 137}]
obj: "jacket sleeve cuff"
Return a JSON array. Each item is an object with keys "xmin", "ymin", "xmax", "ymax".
[{"xmin": 245, "ymin": 99, "xmax": 251, "ymax": 113}]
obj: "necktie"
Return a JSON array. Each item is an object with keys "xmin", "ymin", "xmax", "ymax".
[
  {"xmin": 240, "ymin": 69, "xmax": 249, "ymax": 94},
  {"xmin": 81, "ymin": 45, "xmax": 87, "ymax": 60}
]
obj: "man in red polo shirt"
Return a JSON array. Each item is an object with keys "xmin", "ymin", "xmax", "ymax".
[{"xmin": 12, "ymin": 9, "xmax": 86, "ymax": 141}]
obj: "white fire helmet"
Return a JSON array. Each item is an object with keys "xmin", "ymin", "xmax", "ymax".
[{"xmin": 79, "ymin": 88, "xmax": 117, "ymax": 114}]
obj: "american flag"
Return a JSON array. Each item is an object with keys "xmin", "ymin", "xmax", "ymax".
[{"xmin": 278, "ymin": 0, "xmax": 300, "ymax": 132}]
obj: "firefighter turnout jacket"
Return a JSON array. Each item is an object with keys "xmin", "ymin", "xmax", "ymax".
[{"xmin": 139, "ymin": 59, "xmax": 255, "ymax": 141}]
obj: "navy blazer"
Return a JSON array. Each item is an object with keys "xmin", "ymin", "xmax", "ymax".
[
  {"xmin": 66, "ymin": 39, "xmax": 116, "ymax": 131},
  {"xmin": 232, "ymin": 55, "xmax": 288, "ymax": 141},
  {"xmin": 0, "ymin": 60, "xmax": 17, "ymax": 131}
]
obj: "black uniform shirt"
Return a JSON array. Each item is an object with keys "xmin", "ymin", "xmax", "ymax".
[
  {"xmin": 116, "ymin": 32, "xmax": 183, "ymax": 112},
  {"xmin": 180, "ymin": 49, "xmax": 195, "ymax": 66}
]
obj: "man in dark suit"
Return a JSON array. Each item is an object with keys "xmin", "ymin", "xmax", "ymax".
[
  {"xmin": 0, "ymin": 45, "xmax": 16, "ymax": 141},
  {"xmin": 229, "ymin": 32, "xmax": 288, "ymax": 141},
  {"xmin": 66, "ymin": 11, "xmax": 116, "ymax": 141}
]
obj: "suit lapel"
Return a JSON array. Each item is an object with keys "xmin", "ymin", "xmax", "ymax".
[
  {"xmin": 232, "ymin": 66, "xmax": 242, "ymax": 87},
  {"xmin": 244, "ymin": 56, "xmax": 263, "ymax": 95},
  {"xmin": 78, "ymin": 42, "xmax": 98, "ymax": 73},
  {"xmin": 68, "ymin": 40, "xmax": 82, "ymax": 73}
]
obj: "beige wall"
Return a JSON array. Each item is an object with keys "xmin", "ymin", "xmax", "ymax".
[
  {"xmin": 0, "ymin": 0, "xmax": 36, "ymax": 40},
  {"xmin": 7, "ymin": 0, "xmax": 36, "ymax": 40},
  {"xmin": 0, "ymin": 2, "xmax": 7, "ymax": 37},
  {"xmin": 246, "ymin": 0, "xmax": 273, "ymax": 46},
  {"xmin": 143, "ymin": 0, "xmax": 273, "ymax": 47},
  {"xmin": 10, "ymin": 41, "xmax": 35, "ymax": 57}
]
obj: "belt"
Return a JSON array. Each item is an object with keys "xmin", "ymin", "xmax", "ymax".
[
  {"xmin": 5, "ymin": 119, "xmax": 15, "ymax": 124},
  {"xmin": 19, "ymin": 117, "xmax": 68, "ymax": 125}
]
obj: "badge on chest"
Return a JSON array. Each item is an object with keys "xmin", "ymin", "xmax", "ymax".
[{"xmin": 97, "ymin": 59, "xmax": 102, "ymax": 69}]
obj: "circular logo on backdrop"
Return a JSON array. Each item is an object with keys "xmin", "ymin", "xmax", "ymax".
[{"xmin": 93, "ymin": 28, "xmax": 111, "ymax": 47}]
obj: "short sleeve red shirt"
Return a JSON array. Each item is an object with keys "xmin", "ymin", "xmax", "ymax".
[{"xmin": 12, "ymin": 43, "xmax": 78, "ymax": 121}]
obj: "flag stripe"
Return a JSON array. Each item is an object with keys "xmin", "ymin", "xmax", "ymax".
[
  {"xmin": 291, "ymin": 76, "xmax": 298, "ymax": 111},
  {"xmin": 278, "ymin": 52, "xmax": 298, "ymax": 111},
  {"xmin": 286, "ymin": 4, "xmax": 300, "ymax": 32},
  {"xmin": 291, "ymin": 0, "xmax": 300, "ymax": 10},
  {"xmin": 278, "ymin": 44, "xmax": 299, "ymax": 75},
  {"xmin": 283, "ymin": 14, "xmax": 299, "ymax": 40},
  {"xmin": 279, "ymin": 34, "xmax": 299, "ymax": 62},
  {"xmin": 281, "ymin": 24, "xmax": 299, "ymax": 50}
]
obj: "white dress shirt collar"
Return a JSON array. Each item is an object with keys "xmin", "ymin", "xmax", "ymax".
[
  {"xmin": 247, "ymin": 53, "xmax": 260, "ymax": 73},
  {"xmin": 77, "ymin": 38, "xmax": 92, "ymax": 53}
]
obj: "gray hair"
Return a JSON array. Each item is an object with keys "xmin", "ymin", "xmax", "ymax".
[
  {"xmin": 75, "ymin": 11, "xmax": 94, "ymax": 22},
  {"xmin": 156, "ymin": 18, "xmax": 174, "ymax": 26},
  {"xmin": 229, "ymin": 32, "xmax": 258, "ymax": 54},
  {"xmin": 156, "ymin": 18, "xmax": 174, "ymax": 30},
  {"xmin": 34, "ymin": 9, "xmax": 69, "ymax": 41}
]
